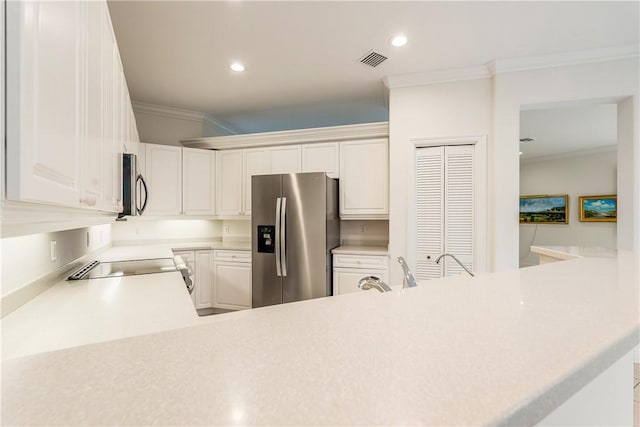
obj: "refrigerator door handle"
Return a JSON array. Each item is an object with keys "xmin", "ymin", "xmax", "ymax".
[
  {"xmin": 280, "ymin": 197, "xmax": 287, "ymax": 277},
  {"xmin": 275, "ymin": 197, "xmax": 282, "ymax": 277}
]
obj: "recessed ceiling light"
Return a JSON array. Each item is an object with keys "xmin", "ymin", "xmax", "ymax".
[
  {"xmin": 519, "ymin": 151, "xmax": 523, "ymax": 155},
  {"xmin": 230, "ymin": 62, "xmax": 245, "ymax": 72},
  {"xmin": 391, "ymin": 35, "xmax": 408, "ymax": 47}
]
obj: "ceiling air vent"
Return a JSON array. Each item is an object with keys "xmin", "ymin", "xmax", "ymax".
[{"xmin": 360, "ymin": 50, "xmax": 388, "ymax": 68}]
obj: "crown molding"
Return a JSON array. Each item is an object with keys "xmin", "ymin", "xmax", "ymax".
[
  {"xmin": 131, "ymin": 101, "xmax": 237, "ymax": 135},
  {"xmin": 181, "ymin": 121, "xmax": 389, "ymax": 150},
  {"xmin": 520, "ymin": 144, "xmax": 617, "ymax": 165},
  {"xmin": 384, "ymin": 65, "xmax": 491, "ymax": 89},
  {"xmin": 488, "ymin": 44, "xmax": 639, "ymax": 75}
]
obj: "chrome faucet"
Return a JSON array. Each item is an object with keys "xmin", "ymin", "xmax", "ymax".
[
  {"xmin": 435, "ymin": 253, "xmax": 475, "ymax": 277},
  {"xmin": 397, "ymin": 257, "xmax": 418, "ymax": 288},
  {"xmin": 358, "ymin": 276, "xmax": 392, "ymax": 293}
]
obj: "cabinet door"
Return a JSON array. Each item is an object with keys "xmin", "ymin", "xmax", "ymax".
[
  {"xmin": 195, "ymin": 250, "xmax": 213, "ymax": 309},
  {"xmin": 144, "ymin": 144, "xmax": 182, "ymax": 215},
  {"xmin": 101, "ymin": 10, "xmax": 117, "ymax": 211},
  {"xmin": 174, "ymin": 250, "xmax": 196, "ymax": 306},
  {"xmin": 333, "ymin": 268, "xmax": 389, "ymax": 295},
  {"xmin": 243, "ymin": 148, "xmax": 269, "ymax": 216},
  {"xmin": 183, "ymin": 148, "xmax": 216, "ymax": 216},
  {"xmin": 269, "ymin": 145, "xmax": 301, "ymax": 174},
  {"xmin": 213, "ymin": 262, "xmax": 252, "ymax": 310},
  {"xmin": 216, "ymin": 149, "xmax": 244, "ymax": 216},
  {"xmin": 302, "ymin": 142, "xmax": 339, "ymax": 178},
  {"xmin": 339, "ymin": 139, "xmax": 389, "ymax": 218},
  {"xmin": 6, "ymin": 1, "xmax": 83, "ymax": 207}
]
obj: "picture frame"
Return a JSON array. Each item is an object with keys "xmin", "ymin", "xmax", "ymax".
[
  {"xmin": 579, "ymin": 195, "xmax": 617, "ymax": 222},
  {"xmin": 519, "ymin": 194, "xmax": 569, "ymax": 224}
]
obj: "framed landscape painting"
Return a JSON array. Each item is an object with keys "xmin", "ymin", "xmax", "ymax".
[
  {"xmin": 519, "ymin": 195, "xmax": 568, "ymax": 224},
  {"xmin": 579, "ymin": 195, "xmax": 617, "ymax": 222}
]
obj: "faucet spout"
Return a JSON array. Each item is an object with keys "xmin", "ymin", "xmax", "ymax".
[
  {"xmin": 435, "ymin": 254, "xmax": 475, "ymax": 277},
  {"xmin": 358, "ymin": 276, "xmax": 392, "ymax": 293},
  {"xmin": 397, "ymin": 257, "xmax": 418, "ymax": 288}
]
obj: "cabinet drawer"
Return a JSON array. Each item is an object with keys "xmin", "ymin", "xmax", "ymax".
[
  {"xmin": 173, "ymin": 250, "xmax": 196, "ymax": 265},
  {"xmin": 214, "ymin": 250, "xmax": 251, "ymax": 263},
  {"xmin": 333, "ymin": 254, "xmax": 389, "ymax": 269}
]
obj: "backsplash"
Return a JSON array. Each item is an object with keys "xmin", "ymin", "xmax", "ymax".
[
  {"xmin": 1, "ymin": 224, "xmax": 111, "ymax": 297},
  {"xmin": 340, "ymin": 220, "xmax": 389, "ymax": 247},
  {"xmin": 111, "ymin": 219, "xmax": 222, "ymax": 244}
]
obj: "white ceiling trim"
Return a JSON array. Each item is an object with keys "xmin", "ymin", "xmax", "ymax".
[
  {"xmin": 201, "ymin": 115, "xmax": 237, "ymax": 135},
  {"xmin": 383, "ymin": 65, "xmax": 492, "ymax": 89},
  {"xmin": 520, "ymin": 144, "xmax": 617, "ymax": 165},
  {"xmin": 384, "ymin": 44, "xmax": 639, "ymax": 90},
  {"xmin": 488, "ymin": 44, "xmax": 639, "ymax": 75},
  {"xmin": 132, "ymin": 101, "xmax": 206, "ymax": 122},
  {"xmin": 181, "ymin": 122, "xmax": 389, "ymax": 150}
]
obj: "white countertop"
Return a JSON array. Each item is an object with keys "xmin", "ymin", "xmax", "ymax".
[
  {"xmin": 2, "ymin": 242, "xmax": 251, "ymax": 360},
  {"xmin": 332, "ymin": 245, "xmax": 389, "ymax": 255},
  {"xmin": 2, "ymin": 250, "xmax": 638, "ymax": 425},
  {"xmin": 530, "ymin": 245, "xmax": 617, "ymax": 260}
]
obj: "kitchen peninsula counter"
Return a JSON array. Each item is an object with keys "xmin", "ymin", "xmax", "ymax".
[{"xmin": 2, "ymin": 252, "xmax": 638, "ymax": 425}]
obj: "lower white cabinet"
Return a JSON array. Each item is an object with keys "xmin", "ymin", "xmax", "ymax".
[
  {"xmin": 333, "ymin": 253, "xmax": 390, "ymax": 295},
  {"xmin": 213, "ymin": 250, "xmax": 252, "ymax": 310},
  {"xmin": 173, "ymin": 249, "xmax": 214, "ymax": 309}
]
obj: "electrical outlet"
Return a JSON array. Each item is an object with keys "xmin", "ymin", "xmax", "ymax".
[
  {"xmin": 224, "ymin": 226, "xmax": 230, "ymax": 234},
  {"xmin": 50, "ymin": 240, "xmax": 57, "ymax": 262},
  {"xmin": 360, "ymin": 225, "xmax": 366, "ymax": 234}
]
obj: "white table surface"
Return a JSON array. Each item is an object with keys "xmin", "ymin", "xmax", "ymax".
[{"xmin": 2, "ymin": 249, "xmax": 638, "ymax": 426}]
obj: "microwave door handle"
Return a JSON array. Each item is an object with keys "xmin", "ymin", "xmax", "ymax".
[
  {"xmin": 137, "ymin": 174, "xmax": 148, "ymax": 215},
  {"xmin": 275, "ymin": 197, "xmax": 282, "ymax": 277}
]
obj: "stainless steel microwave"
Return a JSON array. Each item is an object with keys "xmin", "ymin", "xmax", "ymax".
[{"xmin": 119, "ymin": 153, "xmax": 148, "ymax": 218}]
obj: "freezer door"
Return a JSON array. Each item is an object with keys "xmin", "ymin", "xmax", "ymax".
[
  {"xmin": 281, "ymin": 173, "xmax": 330, "ymax": 303},
  {"xmin": 251, "ymin": 174, "xmax": 282, "ymax": 308}
]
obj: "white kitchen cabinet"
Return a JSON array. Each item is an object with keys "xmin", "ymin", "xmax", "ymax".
[
  {"xmin": 213, "ymin": 250, "xmax": 252, "ymax": 310},
  {"xmin": 242, "ymin": 148, "xmax": 269, "ymax": 217},
  {"xmin": 6, "ymin": 0, "xmax": 131, "ymax": 214},
  {"xmin": 144, "ymin": 144, "xmax": 182, "ymax": 215},
  {"xmin": 173, "ymin": 249, "xmax": 214, "ymax": 309},
  {"xmin": 216, "ymin": 149, "xmax": 244, "ymax": 217},
  {"xmin": 332, "ymin": 253, "xmax": 389, "ymax": 295},
  {"xmin": 339, "ymin": 139, "xmax": 389, "ymax": 219},
  {"xmin": 183, "ymin": 148, "xmax": 216, "ymax": 216},
  {"xmin": 302, "ymin": 142, "xmax": 339, "ymax": 178},
  {"xmin": 269, "ymin": 145, "xmax": 301, "ymax": 174},
  {"xmin": 195, "ymin": 250, "xmax": 214, "ymax": 309}
]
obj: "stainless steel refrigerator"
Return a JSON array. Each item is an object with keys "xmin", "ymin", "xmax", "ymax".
[{"xmin": 252, "ymin": 172, "xmax": 340, "ymax": 308}]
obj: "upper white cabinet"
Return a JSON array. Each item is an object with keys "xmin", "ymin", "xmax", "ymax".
[
  {"xmin": 269, "ymin": 145, "xmax": 301, "ymax": 174},
  {"xmin": 339, "ymin": 139, "xmax": 389, "ymax": 219},
  {"xmin": 5, "ymin": 0, "xmax": 135, "ymax": 214},
  {"xmin": 302, "ymin": 142, "xmax": 339, "ymax": 178},
  {"xmin": 216, "ymin": 150, "xmax": 244, "ymax": 217},
  {"xmin": 243, "ymin": 148, "xmax": 269, "ymax": 216},
  {"xmin": 183, "ymin": 148, "xmax": 216, "ymax": 216},
  {"xmin": 144, "ymin": 144, "xmax": 182, "ymax": 215}
]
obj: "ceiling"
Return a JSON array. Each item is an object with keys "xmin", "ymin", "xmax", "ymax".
[
  {"xmin": 519, "ymin": 103, "xmax": 617, "ymax": 160},
  {"xmin": 107, "ymin": 1, "xmax": 639, "ymax": 134}
]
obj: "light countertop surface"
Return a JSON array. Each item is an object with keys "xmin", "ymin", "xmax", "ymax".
[
  {"xmin": 530, "ymin": 245, "xmax": 617, "ymax": 260},
  {"xmin": 2, "ymin": 242, "xmax": 250, "ymax": 361},
  {"xmin": 2, "ymin": 247, "xmax": 638, "ymax": 425},
  {"xmin": 331, "ymin": 245, "xmax": 389, "ymax": 255}
]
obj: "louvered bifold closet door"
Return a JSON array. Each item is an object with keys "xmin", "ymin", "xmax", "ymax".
[
  {"xmin": 415, "ymin": 146, "xmax": 444, "ymax": 280},
  {"xmin": 443, "ymin": 145, "xmax": 474, "ymax": 276}
]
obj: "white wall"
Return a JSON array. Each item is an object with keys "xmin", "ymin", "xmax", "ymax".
[
  {"xmin": 111, "ymin": 219, "xmax": 222, "ymax": 244},
  {"xmin": 340, "ymin": 220, "xmax": 389, "ymax": 246},
  {"xmin": 388, "ymin": 78, "xmax": 493, "ymax": 283},
  {"xmin": 492, "ymin": 58, "xmax": 639, "ymax": 270},
  {"xmin": 1, "ymin": 224, "xmax": 111, "ymax": 296},
  {"xmin": 519, "ymin": 149, "xmax": 617, "ymax": 267}
]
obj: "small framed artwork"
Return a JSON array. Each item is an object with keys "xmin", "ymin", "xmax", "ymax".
[
  {"xmin": 579, "ymin": 195, "xmax": 617, "ymax": 222},
  {"xmin": 519, "ymin": 195, "xmax": 569, "ymax": 224}
]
